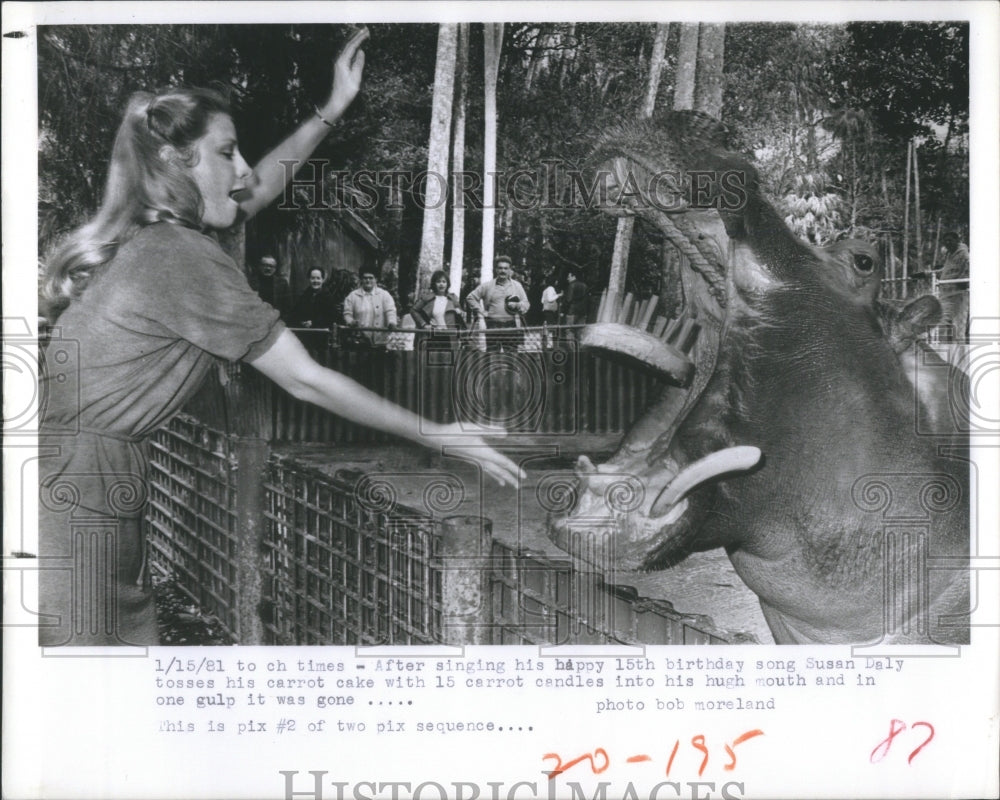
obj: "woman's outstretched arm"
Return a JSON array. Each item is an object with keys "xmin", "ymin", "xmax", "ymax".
[
  {"xmin": 240, "ymin": 27, "xmax": 369, "ymax": 220},
  {"xmin": 248, "ymin": 329, "xmax": 524, "ymax": 487}
]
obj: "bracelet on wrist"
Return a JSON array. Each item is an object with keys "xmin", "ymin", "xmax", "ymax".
[{"xmin": 313, "ymin": 106, "xmax": 335, "ymax": 129}]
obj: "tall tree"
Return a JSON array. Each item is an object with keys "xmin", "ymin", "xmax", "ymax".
[
  {"xmin": 694, "ymin": 23, "xmax": 725, "ymax": 117},
  {"xmin": 674, "ymin": 23, "xmax": 699, "ymax": 111},
  {"xmin": 416, "ymin": 24, "xmax": 458, "ymax": 299},
  {"xmin": 480, "ymin": 23, "xmax": 504, "ymax": 283},
  {"xmin": 448, "ymin": 23, "xmax": 470, "ymax": 293},
  {"xmin": 607, "ymin": 23, "xmax": 670, "ymax": 299}
]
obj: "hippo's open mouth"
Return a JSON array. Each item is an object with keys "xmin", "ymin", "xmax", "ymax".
[
  {"xmin": 547, "ymin": 446, "xmax": 762, "ymax": 572},
  {"xmin": 547, "ymin": 112, "xmax": 764, "ymax": 571}
]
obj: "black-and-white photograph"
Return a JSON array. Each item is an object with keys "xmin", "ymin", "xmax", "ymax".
[
  {"xmin": 30, "ymin": 16, "xmax": 975, "ymax": 648},
  {"xmin": 4, "ymin": 4, "xmax": 998, "ymax": 799}
]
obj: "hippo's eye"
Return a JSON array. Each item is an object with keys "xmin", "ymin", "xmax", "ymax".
[{"xmin": 853, "ymin": 254, "xmax": 874, "ymax": 273}]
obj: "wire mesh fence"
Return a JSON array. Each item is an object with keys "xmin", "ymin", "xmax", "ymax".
[
  {"xmin": 488, "ymin": 543, "xmax": 751, "ymax": 645},
  {"xmin": 146, "ymin": 415, "xmax": 754, "ymax": 646},
  {"xmin": 145, "ymin": 417, "xmax": 243, "ymax": 640},
  {"xmin": 259, "ymin": 459, "xmax": 445, "ymax": 645}
]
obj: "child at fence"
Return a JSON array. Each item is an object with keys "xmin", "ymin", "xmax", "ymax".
[{"xmin": 37, "ymin": 28, "xmax": 522, "ymax": 647}]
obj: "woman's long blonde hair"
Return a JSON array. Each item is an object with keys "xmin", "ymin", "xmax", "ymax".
[{"xmin": 41, "ymin": 87, "xmax": 232, "ymax": 321}]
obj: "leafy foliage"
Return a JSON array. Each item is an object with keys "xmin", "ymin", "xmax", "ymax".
[{"xmin": 38, "ymin": 22, "xmax": 969, "ymax": 298}]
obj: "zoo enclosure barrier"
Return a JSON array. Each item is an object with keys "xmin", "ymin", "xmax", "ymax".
[
  {"xmin": 182, "ymin": 331, "xmax": 670, "ymax": 443},
  {"xmin": 145, "ymin": 414, "xmax": 753, "ymax": 646}
]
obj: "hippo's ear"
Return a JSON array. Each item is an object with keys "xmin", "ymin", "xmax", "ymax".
[{"xmin": 899, "ymin": 295, "xmax": 943, "ymax": 332}]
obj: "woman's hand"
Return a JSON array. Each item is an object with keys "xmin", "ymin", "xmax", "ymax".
[
  {"xmin": 241, "ymin": 26, "xmax": 369, "ymax": 220},
  {"xmin": 251, "ymin": 331, "xmax": 523, "ymax": 490},
  {"xmin": 318, "ymin": 27, "xmax": 370, "ymax": 123},
  {"xmin": 422, "ymin": 423, "xmax": 525, "ymax": 488}
]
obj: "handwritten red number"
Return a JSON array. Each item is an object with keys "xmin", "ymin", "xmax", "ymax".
[
  {"xmin": 543, "ymin": 748, "xmax": 610, "ymax": 780},
  {"xmin": 665, "ymin": 739, "xmax": 680, "ymax": 776},
  {"xmin": 907, "ymin": 722, "xmax": 935, "ymax": 764},
  {"xmin": 691, "ymin": 735, "xmax": 710, "ymax": 777},
  {"xmin": 724, "ymin": 729, "xmax": 765, "ymax": 771},
  {"xmin": 870, "ymin": 719, "xmax": 908, "ymax": 763}
]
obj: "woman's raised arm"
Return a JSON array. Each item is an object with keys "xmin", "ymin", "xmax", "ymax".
[
  {"xmin": 240, "ymin": 27, "xmax": 369, "ymax": 220},
  {"xmin": 248, "ymin": 329, "xmax": 525, "ymax": 487}
]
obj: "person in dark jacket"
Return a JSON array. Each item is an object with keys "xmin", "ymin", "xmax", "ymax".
[
  {"xmin": 561, "ymin": 269, "xmax": 588, "ymax": 325},
  {"xmin": 249, "ymin": 254, "xmax": 292, "ymax": 320},
  {"xmin": 291, "ymin": 267, "xmax": 339, "ymax": 329}
]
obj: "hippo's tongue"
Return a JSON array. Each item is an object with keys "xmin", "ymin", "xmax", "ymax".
[{"xmin": 649, "ymin": 446, "xmax": 761, "ymax": 517}]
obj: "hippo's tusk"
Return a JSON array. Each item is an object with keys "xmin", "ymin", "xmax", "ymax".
[{"xmin": 649, "ymin": 446, "xmax": 762, "ymax": 518}]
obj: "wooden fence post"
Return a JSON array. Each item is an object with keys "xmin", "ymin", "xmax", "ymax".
[
  {"xmin": 235, "ymin": 437, "xmax": 271, "ymax": 644},
  {"xmin": 440, "ymin": 515, "xmax": 494, "ymax": 644}
]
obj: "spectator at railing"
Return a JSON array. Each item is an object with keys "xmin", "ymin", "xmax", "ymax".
[
  {"xmin": 561, "ymin": 268, "xmax": 588, "ymax": 325},
  {"xmin": 934, "ymin": 231, "xmax": 970, "ymax": 342},
  {"xmin": 411, "ymin": 270, "xmax": 466, "ymax": 350},
  {"xmin": 343, "ymin": 267, "xmax": 398, "ymax": 348},
  {"xmin": 540, "ymin": 269, "xmax": 562, "ymax": 348},
  {"xmin": 249, "ymin": 254, "xmax": 292, "ymax": 320},
  {"xmin": 466, "ymin": 255, "xmax": 529, "ymax": 352},
  {"xmin": 291, "ymin": 267, "xmax": 338, "ymax": 329},
  {"xmin": 412, "ymin": 270, "xmax": 466, "ymax": 331}
]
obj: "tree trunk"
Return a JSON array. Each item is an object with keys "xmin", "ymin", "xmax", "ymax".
[
  {"xmin": 913, "ymin": 141, "xmax": 923, "ymax": 273},
  {"xmin": 902, "ymin": 140, "xmax": 912, "ymax": 299},
  {"xmin": 674, "ymin": 23, "xmax": 698, "ymax": 111},
  {"xmin": 481, "ymin": 22, "xmax": 504, "ymax": 284},
  {"xmin": 558, "ymin": 23, "xmax": 577, "ymax": 89},
  {"xmin": 449, "ymin": 23, "xmax": 469, "ymax": 294},
  {"xmin": 608, "ymin": 23, "xmax": 670, "ymax": 299},
  {"xmin": 641, "ymin": 23, "xmax": 670, "ymax": 117},
  {"xmin": 379, "ymin": 175, "xmax": 405, "ymax": 301},
  {"xmin": 693, "ymin": 23, "xmax": 726, "ymax": 118},
  {"xmin": 416, "ymin": 24, "xmax": 458, "ymax": 299},
  {"xmin": 524, "ymin": 24, "xmax": 551, "ymax": 93},
  {"xmin": 805, "ymin": 108, "xmax": 818, "ymax": 174},
  {"xmin": 886, "ymin": 234, "xmax": 897, "ymax": 300},
  {"xmin": 665, "ymin": 24, "xmax": 724, "ymax": 312},
  {"xmin": 933, "ymin": 216, "xmax": 942, "ymax": 267}
]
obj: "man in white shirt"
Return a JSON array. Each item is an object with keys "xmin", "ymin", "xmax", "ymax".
[{"xmin": 465, "ymin": 255, "xmax": 530, "ymax": 352}]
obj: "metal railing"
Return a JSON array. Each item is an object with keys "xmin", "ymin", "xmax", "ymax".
[{"xmin": 183, "ymin": 328, "xmax": 667, "ymax": 444}]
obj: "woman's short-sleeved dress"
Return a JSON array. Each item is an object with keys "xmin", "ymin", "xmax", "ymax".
[{"xmin": 39, "ymin": 222, "xmax": 284, "ymax": 646}]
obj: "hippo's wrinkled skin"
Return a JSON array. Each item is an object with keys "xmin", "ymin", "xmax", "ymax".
[{"xmin": 550, "ymin": 112, "xmax": 969, "ymax": 645}]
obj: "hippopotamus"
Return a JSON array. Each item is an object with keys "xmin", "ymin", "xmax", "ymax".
[{"xmin": 549, "ymin": 112, "xmax": 969, "ymax": 645}]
